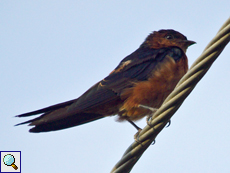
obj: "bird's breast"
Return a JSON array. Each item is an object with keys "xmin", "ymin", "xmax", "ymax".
[{"xmin": 118, "ymin": 55, "xmax": 188, "ymax": 121}]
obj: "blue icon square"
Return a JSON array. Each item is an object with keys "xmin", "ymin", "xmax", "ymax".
[{"xmin": 0, "ymin": 151, "xmax": 21, "ymax": 173}]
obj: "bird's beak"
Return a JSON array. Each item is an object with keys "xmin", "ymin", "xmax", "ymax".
[
  {"xmin": 179, "ymin": 40, "xmax": 196, "ymax": 53},
  {"xmin": 184, "ymin": 40, "xmax": 196, "ymax": 47}
]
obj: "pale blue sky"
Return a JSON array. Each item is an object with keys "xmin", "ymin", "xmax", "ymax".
[{"xmin": 1, "ymin": 1, "xmax": 230, "ymax": 173}]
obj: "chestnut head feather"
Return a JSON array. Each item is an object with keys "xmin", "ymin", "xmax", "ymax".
[{"xmin": 143, "ymin": 29, "xmax": 196, "ymax": 53}]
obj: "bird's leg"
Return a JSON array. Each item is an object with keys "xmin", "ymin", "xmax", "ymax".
[
  {"xmin": 138, "ymin": 104, "xmax": 158, "ymax": 127},
  {"xmin": 138, "ymin": 104, "xmax": 158, "ymax": 112},
  {"xmin": 127, "ymin": 119, "xmax": 141, "ymax": 131}
]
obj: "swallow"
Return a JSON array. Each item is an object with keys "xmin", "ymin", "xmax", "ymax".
[{"xmin": 16, "ymin": 29, "xmax": 195, "ymax": 133}]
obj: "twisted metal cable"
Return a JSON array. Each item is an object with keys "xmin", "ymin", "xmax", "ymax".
[{"xmin": 111, "ymin": 17, "xmax": 230, "ymax": 173}]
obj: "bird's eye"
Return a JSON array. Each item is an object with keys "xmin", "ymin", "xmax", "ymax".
[{"xmin": 165, "ymin": 34, "xmax": 174, "ymax": 40}]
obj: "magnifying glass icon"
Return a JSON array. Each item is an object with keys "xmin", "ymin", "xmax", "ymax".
[{"xmin": 3, "ymin": 154, "xmax": 18, "ymax": 170}]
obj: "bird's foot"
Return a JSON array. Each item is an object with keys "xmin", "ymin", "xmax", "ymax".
[
  {"xmin": 126, "ymin": 119, "xmax": 144, "ymax": 146},
  {"xmin": 134, "ymin": 128, "xmax": 144, "ymax": 147},
  {"xmin": 147, "ymin": 115, "xmax": 171, "ymax": 128},
  {"xmin": 146, "ymin": 115, "xmax": 153, "ymax": 127},
  {"xmin": 138, "ymin": 104, "xmax": 158, "ymax": 126}
]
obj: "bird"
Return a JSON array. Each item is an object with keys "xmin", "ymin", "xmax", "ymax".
[{"xmin": 16, "ymin": 29, "xmax": 195, "ymax": 133}]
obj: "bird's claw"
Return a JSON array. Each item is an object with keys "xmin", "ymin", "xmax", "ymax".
[
  {"xmin": 151, "ymin": 140, "xmax": 156, "ymax": 145},
  {"xmin": 138, "ymin": 104, "xmax": 158, "ymax": 127},
  {"xmin": 166, "ymin": 119, "xmax": 171, "ymax": 128},
  {"xmin": 146, "ymin": 115, "xmax": 153, "ymax": 127},
  {"xmin": 134, "ymin": 128, "xmax": 144, "ymax": 147}
]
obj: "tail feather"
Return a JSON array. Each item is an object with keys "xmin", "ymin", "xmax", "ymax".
[
  {"xmin": 29, "ymin": 113, "xmax": 104, "ymax": 133},
  {"xmin": 16, "ymin": 98, "xmax": 77, "ymax": 117},
  {"xmin": 16, "ymin": 98, "xmax": 105, "ymax": 132}
]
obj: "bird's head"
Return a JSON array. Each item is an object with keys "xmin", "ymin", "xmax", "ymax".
[{"xmin": 144, "ymin": 29, "xmax": 196, "ymax": 53}]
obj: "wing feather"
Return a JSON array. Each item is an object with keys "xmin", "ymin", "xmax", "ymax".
[{"xmin": 16, "ymin": 46, "xmax": 184, "ymax": 132}]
